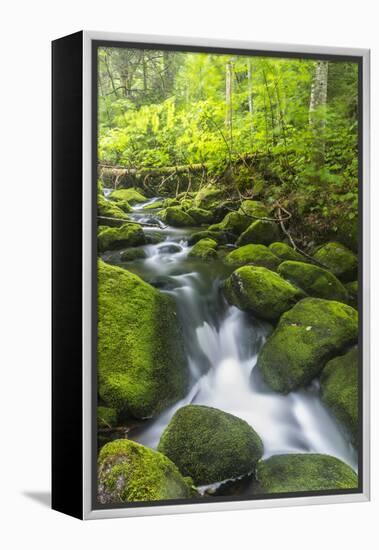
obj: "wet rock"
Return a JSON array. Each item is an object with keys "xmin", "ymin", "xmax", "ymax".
[
  {"xmin": 253, "ymin": 454, "xmax": 358, "ymax": 494},
  {"xmin": 158, "ymin": 404, "xmax": 263, "ymax": 485},
  {"xmin": 224, "ymin": 244, "xmax": 281, "ymax": 271},
  {"xmin": 109, "ymin": 187, "xmax": 147, "ymax": 204},
  {"xmin": 98, "ymin": 194, "xmax": 130, "ymax": 226},
  {"xmin": 269, "ymin": 242, "xmax": 306, "ymax": 262},
  {"xmin": 188, "ymin": 230, "xmax": 231, "ymax": 245},
  {"xmin": 237, "ymin": 220, "xmax": 280, "ymax": 246},
  {"xmin": 98, "ymin": 223, "xmax": 145, "ymax": 252},
  {"xmin": 120, "ymin": 248, "xmax": 147, "ymax": 261},
  {"xmin": 159, "ymin": 206, "xmax": 196, "ymax": 227},
  {"xmin": 188, "ymin": 238, "xmax": 218, "ymax": 260},
  {"xmin": 97, "ymin": 406, "xmax": 117, "ymax": 429},
  {"xmin": 158, "ymin": 243, "xmax": 183, "ymax": 254},
  {"xmin": 187, "ymin": 207, "xmax": 215, "ymax": 225},
  {"xmin": 257, "ymin": 297, "xmax": 358, "ymax": 393},
  {"xmin": 209, "ymin": 211, "xmax": 251, "ymax": 236},
  {"xmin": 193, "ymin": 184, "xmax": 224, "ymax": 210},
  {"xmin": 313, "ymin": 242, "xmax": 358, "ymax": 282}
]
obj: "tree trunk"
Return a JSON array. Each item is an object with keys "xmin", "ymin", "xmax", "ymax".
[
  {"xmin": 309, "ymin": 61, "xmax": 328, "ymax": 167},
  {"xmin": 247, "ymin": 60, "xmax": 253, "ymax": 115},
  {"xmin": 225, "ymin": 61, "xmax": 233, "ymax": 154}
]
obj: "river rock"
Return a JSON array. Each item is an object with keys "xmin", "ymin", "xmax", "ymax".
[
  {"xmin": 209, "ymin": 211, "xmax": 251, "ymax": 236},
  {"xmin": 253, "ymin": 454, "xmax": 358, "ymax": 494},
  {"xmin": 187, "ymin": 207, "xmax": 214, "ymax": 225},
  {"xmin": 97, "ymin": 260, "xmax": 188, "ymax": 418},
  {"xmin": 98, "ymin": 439, "xmax": 193, "ymax": 504},
  {"xmin": 313, "ymin": 242, "xmax": 358, "ymax": 282},
  {"xmin": 257, "ymin": 297, "xmax": 358, "ymax": 393},
  {"xmin": 120, "ymin": 248, "xmax": 147, "ymax": 261},
  {"xmin": 269, "ymin": 242, "xmax": 305, "ymax": 262},
  {"xmin": 223, "ymin": 266, "xmax": 303, "ymax": 321},
  {"xmin": 188, "ymin": 238, "xmax": 218, "ymax": 260},
  {"xmin": 157, "ymin": 243, "xmax": 183, "ymax": 254},
  {"xmin": 109, "ymin": 187, "xmax": 147, "ymax": 204},
  {"xmin": 238, "ymin": 199, "xmax": 269, "ymax": 219},
  {"xmin": 224, "ymin": 244, "xmax": 281, "ymax": 270},
  {"xmin": 98, "ymin": 194, "xmax": 130, "ymax": 226},
  {"xmin": 112, "ymin": 198, "xmax": 132, "ymax": 212},
  {"xmin": 345, "ymin": 281, "xmax": 358, "ymax": 308},
  {"xmin": 98, "ymin": 223, "xmax": 145, "ymax": 252},
  {"xmin": 193, "ymin": 184, "xmax": 224, "ymax": 210},
  {"xmin": 97, "ymin": 406, "xmax": 117, "ymax": 429},
  {"xmin": 158, "ymin": 405, "xmax": 263, "ymax": 485},
  {"xmin": 237, "ymin": 220, "xmax": 280, "ymax": 246},
  {"xmin": 278, "ymin": 260, "xmax": 349, "ymax": 302},
  {"xmin": 188, "ymin": 230, "xmax": 231, "ymax": 245},
  {"xmin": 159, "ymin": 206, "xmax": 195, "ymax": 227},
  {"xmin": 320, "ymin": 347, "xmax": 358, "ymax": 446}
]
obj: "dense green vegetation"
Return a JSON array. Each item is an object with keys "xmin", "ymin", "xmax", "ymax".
[{"xmin": 98, "ymin": 47, "xmax": 358, "ymax": 246}]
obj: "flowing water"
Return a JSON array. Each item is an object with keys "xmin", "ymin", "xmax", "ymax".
[{"xmin": 102, "ymin": 194, "xmax": 358, "ymax": 489}]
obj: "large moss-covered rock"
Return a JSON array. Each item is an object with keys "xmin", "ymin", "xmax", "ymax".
[
  {"xmin": 112, "ymin": 199, "xmax": 132, "ymax": 213},
  {"xmin": 313, "ymin": 242, "xmax": 358, "ymax": 282},
  {"xmin": 98, "ymin": 223, "xmax": 145, "ymax": 252},
  {"xmin": 237, "ymin": 220, "xmax": 280, "ymax": 246},
  {"xmin": 224, "ymin": 244, "xmax": 281, "ymax": 271},
  {"xmin": 188, "ymin": 230, "xmax": 231, "ymax": 245},
  {"xmin": 188, "ymin": 238, "xmax": 218, "ymax": 260},
  {"xmin": 98, "ymin": 439, "xmax": 193, "ymax": 503},
  {"xmin": 159, "ymin": 206, "xmax": 196, "ymax": 227},
  {"xmin": 194, "ymin": 184, "xmax": 224, "ymax": 210},
  {"xmin": 97, "ymin": 406, "xmax": 117, "ymax": 429},
  {"xmin": 278, "ymin": 260, "xmax": 349, "ymax": 303},
  {"xmin": 320, "ymin": 348, "xmax": 358, "ymax": 446},
  {"xmin": 238, "ymin": 199, "xmax": 269, "ymax": 219},
  {"xmin": 254, "ymin": 454, "xmax": 358, "ymax": 494},
  {"xmin": 224, "ymin": 266, "xmax": 303, "ymax": 321},
  {"xmin": 345, "ymin": 281, "xmax": 358, "ymax": 308},
  {"xmin": 120, "ymin": 248, "xmax": 147, "ymax": 261},
  {"xmin": 209, "ymin": 211, "xmax": 251, "ymax": 236},
  {"xmin": 186, "ymin": 207, "xmax": 214, "ymax": 225},
  {"xmin": 98, "ymin": 195, "xmax": 130, "ymax": 226},
  {"xmin": 98, "ymin": 261, "xmax": 188, "ymax": 418},
  {"xmin": 109, "ymin": 187, "xmax": 147, "ymax": 204},
  {"xmin": 158, "ymin": 405, "xmax": 263, "ymax": 485},
  {"xmin": 269, "ymin": 242, "xmax": 305, "ymax": 262},
  {"xmin": 257, "ymin": 298, "xmax": 358, "ymax": 393}
]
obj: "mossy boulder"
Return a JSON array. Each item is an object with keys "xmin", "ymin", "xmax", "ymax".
[
  {"xmin": 345, "ymin": 281, "xmax": 358, "ymax": 308},
  {"xmin": 98, "ymin": 439, "xmax": 193, "ymax": 504},
  {"xmin": 224, "ymin": 244, "xmax": 281, "ymax": 271},
  {"xmin": 98, "ymin": 261, "xmax": 188, "ymax": 418},
  {"xmin": 257, "ymin": 298, "xmax": 358, "ymax": 393},
  {"xmin": 269, "ymin": 242, "xmax": 305, "ymax": 262},
  {"xmin": 320, "ymin": 347, "xmax": 358, "ymax": 446},
  {"xmin": 120, "ymin": 248, "xmax": 147, "ymax": 261},
  {"xmin": 98, "ymin": 223, "xmax": 145, "ymax": 252},
  {"xmin": 238, "ymin": 199, "xmax": 269, "ymax": 219},
  {"xmin": 237, "ymin": 220, "xmax": 280, "ymax": 246},
  {"xmin": 194, "ymin": 184, "xmax": 224, "ymax": 210},
  {"xmin": 313, "ymin": 242, "xmax": 358, "ymax": 282},
  {"xmin": 143, "ymin": 199, "xmax": 164, "ymax": 210},
  {"xmin": 109, "ymin": 187, "xmax": 147, "ymax": 204},
  {"xmin": 188, "ymin": 230, "xmax": 231, "ymax": 246},
  {"xmin": 223, "ymin": 266, "xmax": 303, "ymax": 321},
  {"xmin": 278, "ymin": 260, "xmax": 349, "ymax": 303},
  {"xmin": 112, "ymin": 199, "xmax": 132, "ymax": 213},
  {"xmin": 209, "ymin": 211, "xmax": 251, "ymax": 236},
  {"xmin": 158, "ymin": 405, "xmax": 263, "ymax": 485},
  {"xmin": 159, "ymin": 206, "xmax": 196, "ymax": 227},
  {"xmin": 98, "ymin": 195, "xmax": 129, "ymax": 226},
  {"xmin": 186, "ymin": 207, "xmax": 214, "ymax": 225},
  {"xmin": 97, "ymin": 406, "xmax": 117, "ymax": 429},
  {"xmin": 188, "ymin": 238, "xmax": 218, "ymax": 260},
  {"xmin": 254, "ymin": 454, "xmax": 358, "ymax": 494}
]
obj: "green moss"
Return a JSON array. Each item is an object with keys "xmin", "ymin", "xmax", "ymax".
[
  {"xmin": 188, "ymin": 238, "xmax": 218, "ymax": 260},
  {"xmin": 98, "ymin": 194, "xmax": 129, "ymax": 226},
  {"xmin": 320, "ymin": 347, "xmax": 358, "ymax": 446},
  {"xmin": 180, "ymin": 199, "xmax": 194, "ymax": 211},
  {"xmin": 98, "ymin": 439, "xmax": 193, "ymax": 503},
  {"xmin": 109, "ymin": 187, "xmax": 147, "ymax": 204},
  {"xmin": 237, "ymin": 220, "xmax": 280, "ymax": 246},
  {"xmin": 313, "ymin": 242, "xmax": 358, "ymax": 282},
  {"xmin": 345, "ymin": 281, "xmax": 358, "ymax": 308},
  {"xmin": 278, "ymin": 260, "xmax": 349, "ymax": 303},
  {"xmin": 120, "ymin": 248, "xmax": 147, "ymax": 261},
  {"xmin": 193, "ymin": 184, "xmax": 224, "ymax": 210},
  {"xmin": 223, "ymin": 266, "xmax": 303, "ymax": 321},
  {"xmin": 269, "ymin": 242, "xmax": 305, "ymax": 262},
  {"xmin": 112, "ymin": 199, "xmax": 132, "ymax": 212},
  {"xmin": 224, "ymin": 244, "xmax": 281, "ymax": 270},
  {"xmin": 159, "ymin": 206, "xmax": 196, "ymax": 227},
  {"xmin": 97, "ymin": 406, "xmax": 117, "ymax": 429},
  {"xmin": 186, "ymin": 207, "xmax": 214, "ymax": 225},
  {"xmin": 143, "ymin": 199, "xmax": 164, "ymax": 210},
  {"xmin": 97, "ymin": 260, "xmax": 188, "ymax": 418},
  {"xmin": 158, "ymin": 405, "xmax": 263, "ymax": 485},
  {"xmin": 254, "ymin": 454, "xmax": 358, "ymax": 494},
  {"xmin": 238, "ymin": 200, "xmax": 269, "ymax": 219},
  {"xmin": 188, "ymin": 230, "xmax": 231, "ymax": 245},
  {"xmin": 257, "ymin": 298, "xmax": 358, "ymax": 393},
  {"xmin": 98, "ymin": 223, "xmax": 145, "ymax": 252},
  {"xmin": 209, "ymin": 211, "xmax": 251, "ymax": 236}
]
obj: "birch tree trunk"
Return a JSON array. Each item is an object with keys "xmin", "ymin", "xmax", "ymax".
[
  {"xmin": 309, "ymin": 61, "xmax": 328, "ymax": 167},
  {"xmin": 247, "ymin": 60, "xmax": 253, "ymax": 115},
  {"xmin": 225, "ymin": 61, "xmax": 233, "ymax": 157}
]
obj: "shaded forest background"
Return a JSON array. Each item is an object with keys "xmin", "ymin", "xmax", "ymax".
[{"xmin": 97, "ymin": 47, "xmax": 359, "ymax": 249}]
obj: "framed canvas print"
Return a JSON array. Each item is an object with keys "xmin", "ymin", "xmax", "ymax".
[{"xmin": 52, "ymin": 31, "xmax": 370, "ymax": 520}]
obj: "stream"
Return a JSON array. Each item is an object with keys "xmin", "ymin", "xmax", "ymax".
[{"xmin": 101, "ymin": 195, "xmax": 358, "ymax": 492}]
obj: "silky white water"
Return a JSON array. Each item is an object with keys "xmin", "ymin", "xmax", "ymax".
[{"xmin": 103, "ymin": 198, "xmax": 357, "ymax": 477}]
